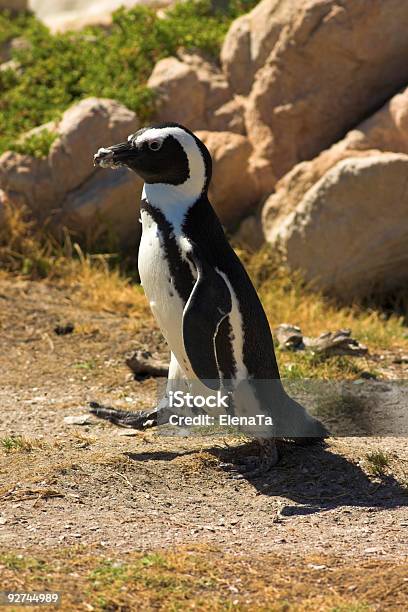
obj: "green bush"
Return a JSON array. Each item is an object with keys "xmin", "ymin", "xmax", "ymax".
[
  {"xmin": 0, "ymin": 0, "xmax": 258, "ymax": 155},
  {"xmin": 0, "ymin": 9, "xmax": 36, "ymax": 45},
  {"xmin": 11, "ymin": 129, "xmax": 58, "ymax": 158}
]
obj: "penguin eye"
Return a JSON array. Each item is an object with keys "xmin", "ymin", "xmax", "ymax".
[{"xmin": 148, "ymin": 139, "xmax": 162, "ymax": 152}]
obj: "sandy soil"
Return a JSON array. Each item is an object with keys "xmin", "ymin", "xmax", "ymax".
[{"xmin": 0, "ymin": 278, "xmax": 407, "ymax": 563}]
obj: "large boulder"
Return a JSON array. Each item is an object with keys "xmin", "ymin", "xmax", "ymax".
[
  {"xmin": 0, "ymin": 151, "xmax": 55, "ymax": 216},
  {"xmin": 0, "ymin": 98, "xmax": 142, "ymax": 247},
  {"xmin": 49, "ymin": 97, "xmax": 138, "ymax": 196},
  {"xmin": 61, "ymin": 168, "xmax": 143, "ymax": 248},
  {"xmin": 242, "ymin": 0, "xmax": 408, "ymax": 192},
  {"xmin": 148, "ymin": 55, "xmax": 245, "ymax": 134},
  {"xmin": 264, "ymin": 153, "xmax": 408, "ymax": 300},
  {"xmin": 197, "ymin": 131, "xmax": 260, "ymax": 226},
  {"xmin": 344, "ymin": 86, "xmax": 408, "ymax": 155},
  {"xmin": 263, "ymin": 85, "xmax": 408, "ymax": 233},
  {"xmin": 148, "ymin": 57, "xmax": 205, "ymax": 130},
  {"xmin": 221, "ymin": 0, "xmax": 303, "ymax": 96}
]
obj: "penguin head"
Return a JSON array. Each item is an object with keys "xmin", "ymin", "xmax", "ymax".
[{"xmin": 94, "ymin": 123, "xmax": 212, "ymax": 200}]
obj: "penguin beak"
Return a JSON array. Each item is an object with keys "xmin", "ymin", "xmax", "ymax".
[{"xmin": 94, "ymin": 140, "xmax": 137, "ymax": 169}]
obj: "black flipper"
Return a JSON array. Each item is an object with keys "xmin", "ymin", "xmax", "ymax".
[
  {"xmin": 182, "ymin": 248, "xmax": 232, "ymax": 389},
  {"xmin": 89, "ymin": 401, "xmax": 171, "ymax": 429}
]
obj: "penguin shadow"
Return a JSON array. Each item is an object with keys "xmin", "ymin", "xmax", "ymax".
[
  {"xmin": 215, "ymin": 440, "xmax": 408, "ymax": 515},
  {"xmin": 126, "ymin": 441, "xmax": 408, "ymax": 516},
  {"xmin": 124, "ymin": 449, "xmax": 197, "ymax": 462}
]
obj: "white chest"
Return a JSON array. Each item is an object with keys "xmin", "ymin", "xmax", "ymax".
[{"xmin": 138, "ymin": 209, "xmax": 196, "ymax": 373}]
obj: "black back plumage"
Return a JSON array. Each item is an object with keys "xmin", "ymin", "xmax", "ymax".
[
  {"xmin": 141, "ymin": 192, "xmax": 281, "ymax": 382},
  {"xmin": 183, "ymin": 196, "xmax": 281, "ymax": 381}
]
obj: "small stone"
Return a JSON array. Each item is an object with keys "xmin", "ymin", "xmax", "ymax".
[
  {"xmin": 364, "ymin": 547, "xmax": 381, "ymax": 554},
  {"xmin": 64, "ymin": 414, "xmax": 91, "ymax": 425},
  {"xmin": 118, "ymin": 430, "xmax": 139, "ymax": 437},
  {"xmin": 393, "ymin": 355, "xmax": 408, "ymax": 364}
]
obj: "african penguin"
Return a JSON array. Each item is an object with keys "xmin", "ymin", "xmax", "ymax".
[{"xmin": 91, "ymin": 123, "xmax": 328, "ymax": 472}]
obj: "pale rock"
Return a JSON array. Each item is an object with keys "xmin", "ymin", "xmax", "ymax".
[
  {"xmin": 64, "ymin": 414, "xmax": 91, "ymax": 426},
  {"xmin": 263, "ymin": 85, "xmax": 408, "ymax": 234},
  {"xmin": 233, "ymin": 215, "xmax": 264, "ymax": 251},
  {"xmin": 210, "ymin": 98, "xmax": 246, "ymax": 135},
  {"xmin": 265, "ymin": 154, "xmax": 408, "ymax": 299},
  {"xmin": 0, "ymin": 189, "xmax": 6, "ymax": 225},
  {"xmin": 244, "ymin": 0, "xmax": 408, "ymax": 191},
  {"xmin": 148, "ymin": 55, "xmax": 244, "ymax": 134},
  {"xmin": 221, "ymin": 0, "xmax": 303, "ymax": 95},
  {"xmin": 0, "ymin": 97, "xmax": 141, "ymax": 247},
  {"xmin": 0, "ymin": 151, "xmax": 56, "ymax": 215},
  {"xmin": 344, "ymin": 86, "xmax": 408, "ymax": 155},
  {"xmin": 180, "ymin": 52, "xmax": 232, "ymax": 113},
  {"xmin": 262, "ymin": 148, "xmax": 378, "ymax": 237},
  {"xmin": 197, "ymin": 130, "xmax": 259, "ymax": 226},
  {"xmin": 49, "ymin": 97, "xmax": 139, "ymax": 196},
  {"xmin": 62, "ymin": 167, "xmax": 143, "ymax": 248},
  {"xmin": 148, "ymin": 57, "xmax": 206, "ymax": 130},
  {"xmin": 29, "ymin": 0, "xmax": 174, "ymax": 33}
]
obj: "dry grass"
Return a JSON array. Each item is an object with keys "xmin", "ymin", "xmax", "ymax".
[
  {"xmin": 68, "ymin": 248, "xmax": 152, "ymax": 322},
  {"xmin": 0, "ymin": 200, "xmax": 153, "ymax": 326},
  {"xmin": 1, "ymin": 202, "xmax": 406, "ymax": 356},
  {"xmin": 0, "ymin": 435, "xmax": 48, "ymax": 454},
  {"xmin": 245, "ymin": 245, "xmax": 407, "ymax": 352},
  {"xmin": 0, "ymin": 545, "xmax": 407, "ymax": 610}
]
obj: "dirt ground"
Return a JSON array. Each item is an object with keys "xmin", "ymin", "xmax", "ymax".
[{"xmin": 0, "ymin": 278, "xmax": 407, "ymax": 609}]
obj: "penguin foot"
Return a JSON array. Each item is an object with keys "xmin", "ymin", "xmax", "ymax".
[
  {"xmin": 281, "ymin": 436, "xmax": 327, "ymax": 446},
  {"xmin": 243, "ymin": 438, "xmax": 280, "ymax": 478},
  {"xmin": 89, "ymin": 402, "xmax": 157, "ymax": 430},
  {"xmin": 220, "ymin": 439, "xmax": 279, "ymax": 479},
  {"xmin": 218, "ymin": 456, "xmax": 258, "ymax": 475}
]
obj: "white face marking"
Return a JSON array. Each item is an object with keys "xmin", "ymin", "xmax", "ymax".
[
  {"xmin": 137, "ymin": 127, "xmax": 207, "ymax": 234},
  {"xmin": 94, "ymin": 147, "xmax": 116, "ymax": 168}
]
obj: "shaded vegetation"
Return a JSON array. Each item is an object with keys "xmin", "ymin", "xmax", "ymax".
[
  {"xmin": 365, "ymin": 450, "xmax": 391, "ymax": 477},
  {"xmin": 0, "ymin": 1, "xmax": 258, "ymax": 154}
]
